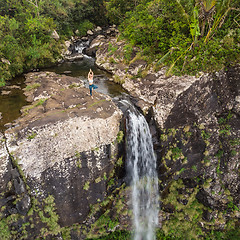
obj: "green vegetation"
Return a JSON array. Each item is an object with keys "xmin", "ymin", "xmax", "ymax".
[
  {"xmin": 86, "ymin": 222, "xmax": 240, "ymax": 239},
  {"xmin": 27, "ymin": 131, "xmax": 37, "ymax": 140},
  {"xmin": 86, "ymin": 230, "xmax": 131, "ymax": 239},
  {"xmin": 83, "ymin": 181, "xmax": 90, "ymax": 191},
  {"xmin": 108, "ymin": 0, "xmax": 239, "ymax": 75},
  {"xmin": 1, "ymin": 0, "xmax": 238, "ymax": 85},
  {"xmin": 22, "ymin": 98, "xmax": 48, "ymax": 115},
  {"xmin": 0, "ymin": 0, "xmax": 108, "ymax": 86},
  {"xmin": 38, "ymin": 195, "xmax": 61, "ymax": 236},
  {"xmin": 88, "ymin": 99, "xmax": 106, "ymax": 108},
  {"xmin": 25, "ymin": 83, "xmax": 41, "ymax": 91},
  {"xmin": 116, "ymin": 131, "xmax": 124, "ymax": 143},
  {"xmin": 0, "ymin": 218, "xmax": 11, "ymax": 240},
  {"xmin": 160, "ymin": 179, "xmax": 240, "ymax": 240},
  {"xmin": 108, "ymin": 43, "xmax": 118, "ymax": 55}
]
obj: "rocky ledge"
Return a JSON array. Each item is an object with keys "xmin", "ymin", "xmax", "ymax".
[
  {"xmin": 4, "ymin": 71, "xmax": 122, "ymax": 179},
  {"xmin": 0, "ymin": 71, "xmax": 123, "ymax": 238}
]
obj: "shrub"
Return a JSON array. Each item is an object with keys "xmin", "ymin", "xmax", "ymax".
[{"xmin": 76, "ymin": 20, "xmax": 94, "ymax": 37}]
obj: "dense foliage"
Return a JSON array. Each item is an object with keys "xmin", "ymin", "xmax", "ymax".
[
  {"xmin": 1, "ymin": 0, "xmax": 239, "ymax": 86},
  {"xmin": 87, "ymin": 228, "xmax": 240, "ymax": 240},
  {"xmin": 0, "ymin": 0, "xmax": 108, "ymax": 86},
  {"xmin": 107, "ymin": 0, "xmax": 240, "ymax": 75}
]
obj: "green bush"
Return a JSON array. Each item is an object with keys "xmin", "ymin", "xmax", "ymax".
[
  {"xmin": 118, "ymin": 0, "xmax": 240, "ymax": 75},
  {"xmin": 0, "ymin": 0, "xmax": 109, "ymax": 85},
  {"xmin": 76, "ymin": 20, "xmax": 94, "ymax": 37}
]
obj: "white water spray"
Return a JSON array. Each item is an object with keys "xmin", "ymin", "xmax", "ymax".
[
  {"xmin": 75, "ymin": 41, "xmax": 89, "ymax": 54},
  {"xmin": 125, "ymin": 106, "xmax": 159, "ymax": 240}
]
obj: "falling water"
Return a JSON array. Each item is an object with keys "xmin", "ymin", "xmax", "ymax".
[
  {"xmin": 75, "ymin": 41, "xmax": 89, "ymax": 54},
  {"xmin": 125, "ymin": 103, "xmax": 159, "ymax": 240}
]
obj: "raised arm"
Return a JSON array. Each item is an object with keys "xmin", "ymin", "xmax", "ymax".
[{"xmin": 88, "ymin": 69, "xmax": 94, "ymax": 81}]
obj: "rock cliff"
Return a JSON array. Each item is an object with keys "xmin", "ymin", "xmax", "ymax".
[
  {"xmin": 0, "ymin": 71, "xmax": 123, "ymax": 239},
  {"xmin": 95, "ymin": 35, "xmax": 240, "ymax": 238}
]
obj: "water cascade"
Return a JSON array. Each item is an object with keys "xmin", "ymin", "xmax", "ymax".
[
  {"xmin": 74, "ymin": 40, "xmax": 89, "ymax": 55},
  {"xmin": 124, "ymin": 101, "xmax": 159, "ymax": 240}
]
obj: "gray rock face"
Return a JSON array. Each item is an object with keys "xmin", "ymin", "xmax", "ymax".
[
  {"xmin": 94, "ymin": 34, "xmax": 240, "ymax": 233},
  {"xmin": 95, "ymin": 37, "xmax": 200, "ymax": 122},
  {"xmin": 163, "ymin": 68, "xmax": 240, "ymax": 203},
  {"xmin": 0, "ymin": 71, "xmax": 123, "ymax": 236},
  {"xmin": 6, "ymin": 109, "xmax": 121, "ymax": 180}
]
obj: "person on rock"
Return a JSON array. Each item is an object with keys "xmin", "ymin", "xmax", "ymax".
[{"xmin": 88, "ymin": 69, "xmax": 98, "ymax": 98}]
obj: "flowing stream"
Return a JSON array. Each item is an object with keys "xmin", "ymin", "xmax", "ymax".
[{"xmin": 123, "ymin": 100, "xmax": 159, "ymax": 240}]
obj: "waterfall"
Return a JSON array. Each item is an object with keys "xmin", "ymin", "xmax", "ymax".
[
  {"xmin": 74, "ymin": 41, "xmax": 89, "ymax": 54},
  {"xmin": 124, "ymin": 101, "xmax": 159, "ymax": 240}
]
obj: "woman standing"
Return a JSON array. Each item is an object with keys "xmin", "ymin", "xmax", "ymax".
[{"xmin": 88, "ymin": 69, "xmax": 98, "ymax": 98}]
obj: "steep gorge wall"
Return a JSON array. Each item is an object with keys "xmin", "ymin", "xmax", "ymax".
[
  {"xmin": 0, "ymin": 71, "xmax": 124, "ymax": 239},
  {"xmin": 94, "ymin": 35, "xmax": 240, "ymax": 237}
]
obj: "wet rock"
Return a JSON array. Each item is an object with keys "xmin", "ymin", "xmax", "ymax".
[
  {"xmin": 81, "ymin": 36, "xmax": 88, "ymax": 42},
  {"xmin": 202, "ymin": 210, "xmax": 213, "ymax": 222},
  {"xmin": 1, "ymin": 90, "xmax": 11, "ymax": 95},
  {"xmin": 87, "ymin": 30, "xmax": 94, "ymax": 35},
  {"xmin": 62, "ymin": 40, "xmax": 72, "ymax": 56},
  {"xmin": 84, "ymin": 47, "xmax": 96, "ymax": 57},
  {"xmin": 64, "ymin": 53, "xmax": 84, "ymax": 61},
  {"xmin": 14, "ymin": 177, "xmax": 26, "ymax": 195},
  {"xmin": 6, "ymin": 85, "xmax": 21, "ymax": 89},
  {"xmin": 94, "ymin": 26, "xmax": 102, "ymax": 32},
  {"xmin": 84, "ymin": 35, "xmax": 106, "ymax": 57},
  {"xmin": 63, "ymin": 71, "xmax": 72, "ymax": 74},
  {"xmin": 16, "ymin": 194, "xmax": 31, "ymax": 216}
]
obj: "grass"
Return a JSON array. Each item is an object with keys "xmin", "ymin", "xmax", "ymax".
[
  {"xmin": 88, "ymin": 99, "xmax": 106, "ymax": 108},
  {"xmin": 25, "ymin": 83, "xmax": 41, "ymax": 91}
]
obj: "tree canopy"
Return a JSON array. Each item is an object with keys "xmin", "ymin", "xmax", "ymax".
[
  {"xmin": 112, "ymin": 0, "xmax": 240, "ymax": 75},
  {"xmin": 0, "ymin": 0, "xmax": 239, "ymax": 86},
  {"xmin": 0, "ymin": 0, "xmax": 108, "ymax": 86}
]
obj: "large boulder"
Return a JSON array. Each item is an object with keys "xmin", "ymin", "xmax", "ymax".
[
  {"xmin": 84, "ymin": 35, "xmax": 106, "ymax": 57},
  {"xmin": 0, "ymin": 71, "xmax": 123, "ymax": 238}
]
